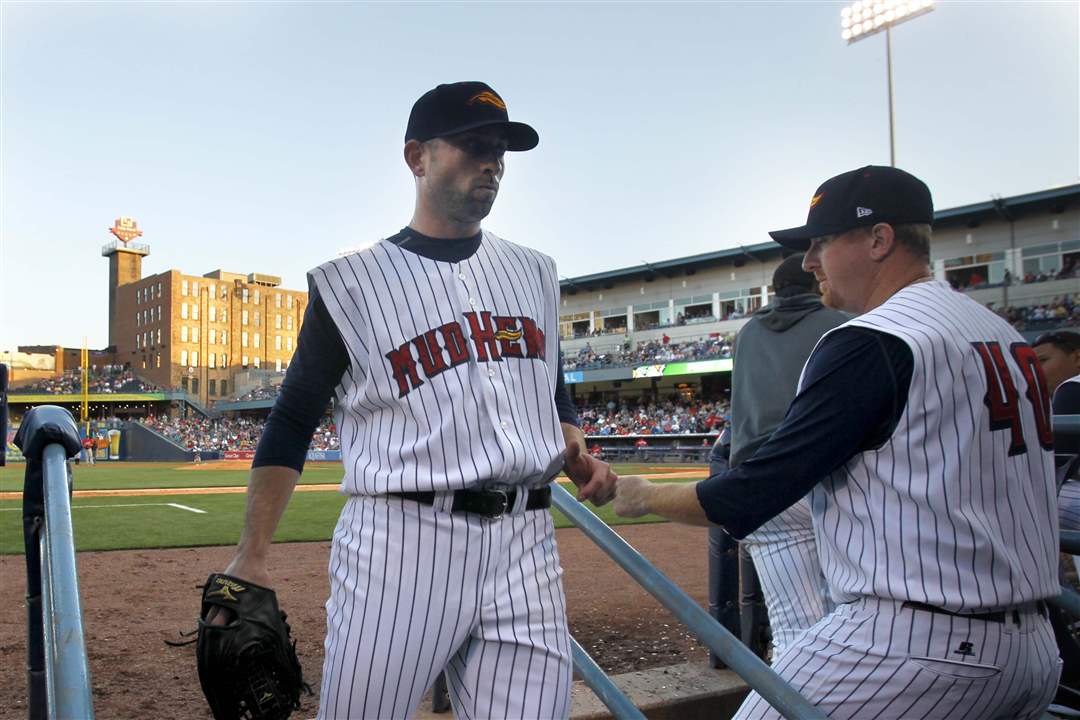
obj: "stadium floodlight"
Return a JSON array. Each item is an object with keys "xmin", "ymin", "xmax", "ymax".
[{"xmin": 840, "ymin": 0, "xmax": 935, "ymax": 166}]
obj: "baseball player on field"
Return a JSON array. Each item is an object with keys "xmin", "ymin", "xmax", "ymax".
[
  {"xmin": 211, "ymin": 80, "xmax": 617, "ymax": 719},
  {"xmin": 615, "ymin": 166, "xmax": 1062, "ymax": 719}
]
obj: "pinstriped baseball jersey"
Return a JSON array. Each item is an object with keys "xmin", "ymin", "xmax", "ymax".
[
  {"xmin": 309, "ymin": 231, "xmax": 565, "ymax": 495},
  {"xmin": 799, "ymin": 280, "xmax": 1059, "ymax": 611}
]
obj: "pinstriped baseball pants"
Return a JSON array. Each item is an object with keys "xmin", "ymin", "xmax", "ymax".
[
  {"xmin": 734, "ymin": 596, "xmax": 1061, "ymax": 720},
  {"xmin": 317, "ymin": 493, "xmax": 572, "ymax": 720},
  {"xmin": 742, "ymin": 499, "xmax": 832, "ymax": 657}
]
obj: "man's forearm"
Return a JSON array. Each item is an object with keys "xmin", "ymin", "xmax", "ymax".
[
  {"xmin": 561, "ymin": 422, "xmax": 585, "ymax": 450},
  {"xmin": 234, "ymin": 465, "xmax": 301, "ymax": 561},
  {"xmin": 647, "ymin": 481, "xmax": 714, "ymax": 527}
]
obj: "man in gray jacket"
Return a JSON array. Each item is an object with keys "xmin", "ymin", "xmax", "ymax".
[{"xmin": 729, "ymin": 254, "xmax": 847, "ymax": 657}]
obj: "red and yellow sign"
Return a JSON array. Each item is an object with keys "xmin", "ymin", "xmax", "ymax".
[{"xmin": 109, "ymin": 216, "xmax": 143, "ymax": 244}]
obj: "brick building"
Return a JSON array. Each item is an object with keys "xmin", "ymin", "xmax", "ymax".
[{"xmin": 103, "ymin": 220, "xmax": 306, "ymax": 406}]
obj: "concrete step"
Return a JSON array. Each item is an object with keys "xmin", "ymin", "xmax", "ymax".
[{"xmin": 414, "ymin": 662, "xmax": 749, "ymax": 720}]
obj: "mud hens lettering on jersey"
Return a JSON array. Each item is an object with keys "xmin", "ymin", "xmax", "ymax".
[{"xmin": 385, "ymin": 311, "xmax": 546, "ymax": 397}]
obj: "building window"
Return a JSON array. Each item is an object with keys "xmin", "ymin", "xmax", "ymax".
[
  {"xmin": 157, "ymin": 328, "xmax": 161, "ymax": 344},
  {"xmin": 275, "ymin": 314, "xmax": 282, "ymax": 329},
  {"xmin": 275, "ymin": 293, "xmax": 282, "ymax": 308},
  {"xmin": 136, "ymin": 312, "xmax": 141, "ymax": 327},
  {"xmin": 181, "ymin": 326, "xmax": 189, "ymax": 342},
  {"xmin": 136, "ymin": 289, "xmax": 141, "ymax": 305},
  {"xmin": 221, "ymin": 309, "xmax": 227, "ymax": 324},
  {"xmin": 286, "ymin": 336, "xmax": 293, "ymax": 352},
  {"xmin": 192, "ymin": 281, "xmax": 199, "ymax": 296},
  {"xmin": 221, "ymin": 330, "xmax": 227, "ymax": 345},
  {"xmin": 275, "ymin": 335, "xmax": 282, "ymax": 350},
  {"xmin": 191, "ymin": 378, "xmax": 199, "ymax": 395},
  {"xmin": 253, "ymin": 356, "xmax": 261, "ymax": 369},
  {"xmin": 141, "ymin": 358, "xmax": 146, "ymax": 369},
  {"xmin": 220, "ymin": 284, "xmax": 227, "ymax": 299},
  {"xmin": 287, "ymin": 295, "xmax": 293, "ymax": 309},
  {"xmin": 181, "ymin": 350, "xmax": 188, "ymax": 366},
  {"xmin": 254, "ymin": 333, "xmax": 260, "ymax": 348},
  {"xmin": 157, "ymin": 282, "xmax": 163, "ymax": 297},
  {"xmin": 242, "ymin": 310, "xmax": 249, "ymax": 326},
  {"xmin": 192, "ymin": 303, "xmax": 199, "ymax": 320},
  {"xmin": 221, "ymin": 353, "xmax": 227, "ymax": 367},
  {"xmin": 136, "ymin": 334, "xmax": 141, "ymax": 348},
  {"xmin": 157, "ymin": 305, "xmax": 162, "ymax": 321},
  {"xmin": 221, "ymin": 380, "xmax": 227, "ymax": 396},
  {"xmin": 209, "ymin": 352, "xmax": 216, "ymax": 368},
  {"xmin": 192, "ymin": 327, "xmax": 199, "ymax": 343},
  {"xmin": 182, "ymin": 279, "xmax": 189, "ymax": 296},
  {"xmin": 254, "ymin": 311, "xmax": 260, "ymax": 326},
  {"xmin": 242, "ymin": 287, "xmax": 249, "ymax": 304},
  {"xmin": 242, "ymin": 355, "xmax": 249, "ymax": 368},
  {"xmin": 209, "ymin": 306, "xmax": 216, "ymax": 322},
  {"xmin": 287, "ymin": 316, "xmax": 294, "ymax": 330},
  {"xmin": 181, "ymin": 303, "xmax": 189, "ymax": 320},
  {"xmin": 253, "ymin": 289, "xmax": 260, "ymax": 305},
  {"xmin": 181, "ymin": 376, "xmax": 188, "ymax": 391},
  {"xmin": 209, "ymin": 328, "xmax": 217, "ymax": 344},
  {"xmin": 144, "ymin": 331, "xmax": 149, "ymax": 347},
  {"xmin": 156, "ymin": 354, "xmax": 161, "ymax": 368},
  {"xmin": 275, "ymin": 358, "xmax": 282, "ymax": 371},
  {"xmin": 191, "ymin": 351, "xmax": 198, "ymax": 368},
  {"xmin": 209, "ymin": 379, "xmax": 217, "ymax": 396},
  {"xmin": 242, "ymin": 331, "xmax": 249, "ymax": 347}
]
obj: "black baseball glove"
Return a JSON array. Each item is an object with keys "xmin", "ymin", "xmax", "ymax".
[{"xmin": 196, "ymin": 573, "xmax": 309, "ymax": 720}]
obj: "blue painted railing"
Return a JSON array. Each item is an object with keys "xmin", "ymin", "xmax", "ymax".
[{"xmin": 551, "ymin": 482, "xmax": 827, "ymax": 720}]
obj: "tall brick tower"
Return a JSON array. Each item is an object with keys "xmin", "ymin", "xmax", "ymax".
[{"xmin": 102, "ymin": 217, "xmax": 150, "ymax": 349}]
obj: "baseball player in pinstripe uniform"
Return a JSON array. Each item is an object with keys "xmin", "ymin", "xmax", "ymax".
[
  {"xmin": 211, "ymin": 81, "xmax": 617, "ymax": 719},
  {"xmin": 615, "ymin": 166, "xmax": 1062, "ymax": 719}
]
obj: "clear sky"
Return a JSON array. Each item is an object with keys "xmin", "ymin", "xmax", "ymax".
[{"xmin": 1, "ymin": 1, "xmax": 1077, "ymax": 350}]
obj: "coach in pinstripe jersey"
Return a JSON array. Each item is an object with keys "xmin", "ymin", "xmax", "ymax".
[
  {"xmin": 615, "ymin": 166, "xmax": 1062, "ymax": 719},
  {"xmin": 209, "ymin": 81, "xmax": 617, "ymax": 719}
]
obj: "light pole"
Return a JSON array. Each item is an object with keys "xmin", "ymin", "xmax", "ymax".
[{"xmin": 841, "ymin": 0, "xmax": 936, "ymax": 166}]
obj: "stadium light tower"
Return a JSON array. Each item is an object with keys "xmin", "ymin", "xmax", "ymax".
[{"xmin": 841, "ymin": 0, "xmax": 935, "ymax": 166}]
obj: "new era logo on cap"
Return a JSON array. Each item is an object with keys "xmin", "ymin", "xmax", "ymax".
[{"xmin": 769, "ymin": 165, "xmax": 934, "ymax": 251}]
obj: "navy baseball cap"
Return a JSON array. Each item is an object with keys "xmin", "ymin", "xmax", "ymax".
[
  {"xmin": 769, "ymin": 165, "xmax": 934, "ymax": 251},
  {"xmin": 405, "ymin": 81, "xmax": 539, "ymax": 152}
]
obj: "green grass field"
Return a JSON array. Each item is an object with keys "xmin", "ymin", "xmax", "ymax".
[{"xmin": 0, "ymin": 462, "xmax": 706, "ymax": 555}]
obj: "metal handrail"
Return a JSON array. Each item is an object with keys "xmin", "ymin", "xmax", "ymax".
[
  {"xmin": 551, "ymin": 483, "xmax": 827, "ymax": 720},
  {"xmin": 40, "ymin": 443, "xmax": 94, "ymax": 717},
  {"xmin": 16, "ymin": 406, "xmax": 95, "ymax": 719}
]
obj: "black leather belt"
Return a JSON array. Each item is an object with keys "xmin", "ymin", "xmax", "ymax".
[
  {"xmin": 389, "ymin": 486, "xmax": 551, "ymax": 519},
  {"xmin": 902, "ymin": 600, "xmax": 1048, "ymax": 625}
]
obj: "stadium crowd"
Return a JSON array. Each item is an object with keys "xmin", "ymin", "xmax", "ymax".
[
  {"xmin": 141, "ymin": 415, "xmax": 339, "ymax": 452},
  {"xmin": 563, "ymin": 334, "xmax": 735, "ymax": 371},
  {"xmin": 577, "ymin": 398, "xmax": 730, "ymax": 436},
  {"xmin": 15, "ymin": 367, "xmax": 161, "ymax": 394},
  {"xmin": 992, "ymin": 294, "xmax": 1080, "ymax": 331}
]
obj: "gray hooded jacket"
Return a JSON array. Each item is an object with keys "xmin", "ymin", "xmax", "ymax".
[{"xmin": 729, "ymin": 293, "xmax": 848, "ymax": 468}]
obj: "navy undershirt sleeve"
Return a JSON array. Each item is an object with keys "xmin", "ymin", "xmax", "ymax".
[
  {"xmin": 1053, "ymin": 382, "xmax": 1080, "ymax": 415},
  {"xmin": 695, "ymin": 327, "xmax": 914, "ymax": 539},
  {"xmin": 554, "ymin": 350, "xmax": 579, "ymax": 427},
  {"xmin": 252, "ymin": 284, "xmax": 348, "ymax": 472}
]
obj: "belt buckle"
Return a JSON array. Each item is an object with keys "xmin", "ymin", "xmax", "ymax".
[{"xmin": 485, "ymin": 489, "xmax": 509, "ymax": 520}]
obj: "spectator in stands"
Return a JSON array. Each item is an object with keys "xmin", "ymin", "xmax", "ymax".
[{"xmin": 728, "ymin": 253, "xmax": 847, "ymax": 655}]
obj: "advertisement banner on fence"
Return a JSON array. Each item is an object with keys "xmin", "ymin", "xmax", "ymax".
[
  {"xmin": 224, "ymin": 450, "xmax": 257, "ymax": 460},
  {"xmin": 306, "ymin": 450, "xmax": 342, "ymax": 462}
]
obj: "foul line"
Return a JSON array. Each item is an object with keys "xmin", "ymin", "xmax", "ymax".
[
  {"xmin": 0, "ymin": 471, "xmax": 706, "ymax": 501},
  {"xmin": 0, "ymin": 502, "xmax": 207, "ymax": 513}
]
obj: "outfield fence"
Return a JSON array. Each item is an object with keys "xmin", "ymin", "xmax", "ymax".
[{"xmin": 14, "ymin": 405, "xmax": 95, "ymax": 720}]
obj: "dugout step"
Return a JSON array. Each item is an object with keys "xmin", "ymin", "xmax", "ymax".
[{"xmin": 412, "ymin": 661, "xmax": 749, "ymax": 720}]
